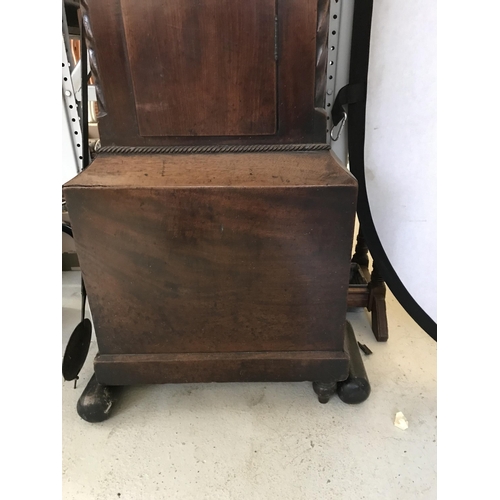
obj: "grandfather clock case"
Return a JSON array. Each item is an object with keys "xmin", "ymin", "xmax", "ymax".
[{"xmin": 63, "ymin": 0, "xmax": 370, "ymax": 422}]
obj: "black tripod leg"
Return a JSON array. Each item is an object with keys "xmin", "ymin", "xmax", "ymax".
[{"xmin": 338, "ymin": 321, "xmax": 371, "ymax": 404}]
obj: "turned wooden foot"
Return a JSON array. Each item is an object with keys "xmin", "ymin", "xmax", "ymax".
[
  {"xmin": 77, "ymin": 373, "xmax": 120, "ymax": 423},
  {"xmin": 312, "ymin": 381, "xmax": 337, "ymax": 404},
  {"xmin": 338, "ymin": 322, "xmax": 371, "ymax": 404},
  {"xmin": 351, "ymin": 229, "xmax": 369, "ymax": 268}
]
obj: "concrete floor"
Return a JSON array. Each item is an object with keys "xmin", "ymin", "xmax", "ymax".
[{"xmin": 62, "ymin": 270, "xmax": 436, "ymax": 500}]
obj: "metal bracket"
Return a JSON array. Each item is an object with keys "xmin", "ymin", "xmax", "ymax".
[
  {"xmin": 325, "ymin": 1, "xmax": 355, "ymax": 165},
  {"xmin": 330, "ymin": 110, "xmax": 347, "ymax": 142},
  {"xmin": 62, "ymin": 36, "xmax": 83, "ymax": 176},
  {"xmin": 325, "ymin": 0, "xmax": 342, "ymax": 143}
]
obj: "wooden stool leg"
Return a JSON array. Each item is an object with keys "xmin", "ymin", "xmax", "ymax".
[
  {"xmin": 368, "ymin": 264, "xmax": 389, "ymax": 342},
  {"xmin": 351, "ymin": 229, "xmax": 369, "ymax": 268},
  {"xmin": 350, "ymin": 228, "xmax": 389, "ymax": 341}
]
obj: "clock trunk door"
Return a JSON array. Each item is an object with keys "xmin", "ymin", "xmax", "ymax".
[{"xmin": 120, "ymin": 0, "xmax": 277, "ymax": 137}]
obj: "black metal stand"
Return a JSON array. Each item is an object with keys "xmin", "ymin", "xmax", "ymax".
[
  {"xmin": 337, "ymin": 321, "xmax": 371, "ymax": 404},
  {"xmin": 312, "ymin": 321, "xmax": 371, "ymax": 404},
  {"xmin": 76, "ymin": 374, "xmax": 120, "ymax": 423}
]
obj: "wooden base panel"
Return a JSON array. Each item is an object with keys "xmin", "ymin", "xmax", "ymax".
[
  {"xmin": 94, "ymin": 351, "xmax": 350, "ymax": 386},
  {"xmin": 77, "ymin": 322, "xmax": 370, "ymax": 422}
]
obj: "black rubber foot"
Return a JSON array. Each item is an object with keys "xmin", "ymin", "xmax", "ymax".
[
  {"xmin": 338, "ymin": 321, "xmax": 371, "ymax": 404},
  {"xmin": 77, "ymin": 374, "xmax": 119, "ymax": 423},
  {"xmin": 312, "ymin": 381, "xmax": 337, "ymax": 404}
]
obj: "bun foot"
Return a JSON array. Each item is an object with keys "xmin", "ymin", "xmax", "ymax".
[{"xmin": 77, "ymin": 373, "xmax": 119, "ymax": 423}]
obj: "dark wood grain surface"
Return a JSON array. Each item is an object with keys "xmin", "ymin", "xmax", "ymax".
[
  {"xmin": 120, "ymin": 0, "xmax": 277, "ymax": 137},
  {"xmin": 65, "ymin": 152, "xmax": 356, "ymax": 188},
  {"xmin": 80, "ymin": 0, "xmax": 107, "ymax": 116},
  {"xmin": 64, "ymin": 152, "xmax": 357, "ymax": 358},
  {"xmin": 94, "ymin": 350, "xmax": 350, "ymax": 385},
  {"xmin": 83, "ymin": 0, "xmax": 328, "ymax": 146},
  {"xmin": 315, "ymin": 0, "xmax": 330, "ymax": 108}
]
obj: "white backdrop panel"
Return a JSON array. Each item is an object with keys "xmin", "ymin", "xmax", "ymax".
[{"xmin": 364, "ymin": 0, "xmax": 437, "ymax": 322}]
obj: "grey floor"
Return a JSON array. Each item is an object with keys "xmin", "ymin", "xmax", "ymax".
[{"xmin": 62, "ymin": 270, "xmax": 436, "ymax": 500}]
